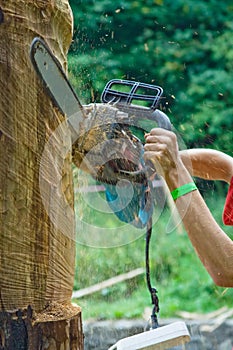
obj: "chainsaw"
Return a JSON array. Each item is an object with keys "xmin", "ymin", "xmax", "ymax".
[
  {"xmin": 30, "ymin": 37, "xmax": 172, "ymax": 228},
  {"xmin": 30, "ymin": 38, "xmax": 171, "ymax": 152}
]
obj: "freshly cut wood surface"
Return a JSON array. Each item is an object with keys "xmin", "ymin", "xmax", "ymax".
[{"xmin": 0, "ymin": 0, "xmax": 75, "ymax": 312}]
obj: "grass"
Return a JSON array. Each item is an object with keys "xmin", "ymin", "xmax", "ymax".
[{"xmin": 73, "ymin": 177, "xmax": 233, "ymax": 321}]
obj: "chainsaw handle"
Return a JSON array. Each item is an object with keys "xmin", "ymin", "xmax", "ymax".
[
  {"xmin": 101, "ymin": 79, "xmax": 172, "ymax": 133},
  {"xmin": 114, "ymin": 107, "xmax": 172, "ymax": 182},
  {"xmin": 150, "ymin": 109, "xmax": 172, "ymax": 131},
  {"xmin": 99, "ymin": 79, "xmax": 172, "ymax": 183}
]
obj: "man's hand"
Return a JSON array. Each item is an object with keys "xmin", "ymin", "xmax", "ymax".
[{"xmin": 144, "ymin": 128, "xmax": 181, "ymax": 179}]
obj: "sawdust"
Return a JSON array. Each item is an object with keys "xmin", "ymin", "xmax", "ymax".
[
  {"xmin": 33, "ymin": 301, "xmax": 81, "ymax": 324},
  {"xmin": 72, "ymin": 103, "xmax": 144, "ymax": 184}
]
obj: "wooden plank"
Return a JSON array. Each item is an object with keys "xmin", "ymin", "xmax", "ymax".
[
  {"xmin": 200, "ymin": 308, "xmax": 233, "ymax": 333},
  {"xmin": 177, "ymin": 306, "xmax": 228, "ymax": 320},
  {"xmin": 72, "ymin": 268, "xmax": 145, "ymax": 299}
]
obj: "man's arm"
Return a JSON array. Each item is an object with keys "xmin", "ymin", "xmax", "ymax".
[
  {"xmin": 144, "ymin": 129, "xmax": 233, "ymax": 287},
  {"xmin": 180, "ymin": 148, "xmax": 233, "ymax": 183}
]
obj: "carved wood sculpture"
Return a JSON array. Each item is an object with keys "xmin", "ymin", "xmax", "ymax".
[{"xmin": 0, "ymin": 1, "xmax": 83, "ymax": 348}]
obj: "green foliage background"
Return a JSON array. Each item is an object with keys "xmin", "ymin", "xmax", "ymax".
[
  {"xmin": 69, "ymin": 0, "xmax": 233, "ymax": 320},
  {"xmin": 73, "ymin": 193, "xmax": 233, "ymax": 320},
  {"xmin": 68, "ymin": 0, "xmax": 233, "ymax": 154}
]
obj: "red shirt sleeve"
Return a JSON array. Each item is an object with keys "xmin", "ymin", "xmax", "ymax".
[{"xmin": 223, "ymin": 176, "xmax": 233, "ymax": 225}]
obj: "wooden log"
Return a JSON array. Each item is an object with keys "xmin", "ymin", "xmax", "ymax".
[
  {"xmin": 0, "ymin": 0, "xmax": 83, "ymax": 348},
  {"xmin": 0, "ymin": 304, "xmax": 83, "ymax": 349}
]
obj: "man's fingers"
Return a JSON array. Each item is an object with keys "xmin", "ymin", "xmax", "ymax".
[
  {"xmin": 145, "ymin": 128, "xmax": 177, "ymax": 143},
  {"xmin": 144, "ymin": 142, "xmax": 167, "ymax": 153}
]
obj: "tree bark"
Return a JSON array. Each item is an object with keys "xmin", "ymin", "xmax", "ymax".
[{"xmin": 0, "ymin": 0, "xmax": 83, "ymax": 348}]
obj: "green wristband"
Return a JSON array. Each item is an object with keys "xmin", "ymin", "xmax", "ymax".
[{"xmin": 171, "ymin": 182, "xmax": 197, "ymax": 200}]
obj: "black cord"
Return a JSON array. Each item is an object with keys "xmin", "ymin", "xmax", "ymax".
[{"xmin": 145, "ymin": 217, "xmax": 160, "ymax": 329}]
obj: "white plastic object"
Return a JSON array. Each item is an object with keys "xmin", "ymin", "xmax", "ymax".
[{"xmin": 108, "ymin": 321, "xmax": 190, "ymax": 350}]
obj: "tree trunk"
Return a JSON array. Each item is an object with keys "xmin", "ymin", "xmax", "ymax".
[{"xmin": 0, "ymin": 0, "xmax": 83, "ymax": 348}]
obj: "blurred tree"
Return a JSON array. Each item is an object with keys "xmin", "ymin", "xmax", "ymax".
[{"xmin": 69, "ymin": 0, "xmax": 233, "ymax": 155}]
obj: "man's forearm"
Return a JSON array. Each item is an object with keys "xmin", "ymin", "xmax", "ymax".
[
  {"xmin": 165, "ymin": 161, "xmax": 233, "ymax": 287},
  {"xmin": 180, "ymin": 149, "xmax": 233, "ymax": 183}
]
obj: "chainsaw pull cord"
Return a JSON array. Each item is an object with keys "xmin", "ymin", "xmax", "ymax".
[
  {"xmin": 145, "ymin": 216, "xmax": 160, "ymax": 329},
  {"xmin": 143, "ymin": 117, "xmax": 171, "ymax": 330}
]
